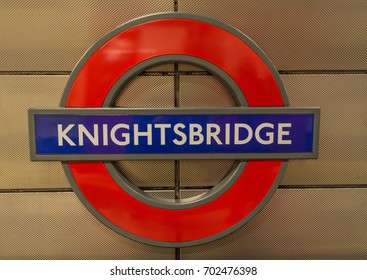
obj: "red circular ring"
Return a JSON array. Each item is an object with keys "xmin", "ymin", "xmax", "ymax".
[{"xmin": 64, "ymin": 16, "xmax": 285, "ymax": 245}]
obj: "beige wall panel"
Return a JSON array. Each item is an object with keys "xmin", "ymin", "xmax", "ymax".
[
  {"xmin": 2, "ymin": 189, "xmax": 365, "ymax": 259},
  {"xmin": 281, "ymin": 74, "xmax": 367, "ymax": 185},
  {"xmin": 179, "ymin": 75, "xmax": 236, "ymax": 107},
  {"xmin": 180, "ymin": 0, "xmax": 367, "ymax": 70},
  {"xmin": 180, "ymin": 160, "xmax": 236, "ymax": 187},
  {"xmin": 116, "ymin": 160, "xmax": 175, "ymax": 187},
  {"xmin": 0, "ymin": 0, "xmax": 172, "ymax": 71},
  {"xmin": 2, "ymin": 1, "xmax": 366, "ymax": 71},
  {"xmin": 182, "ymin": 188, "xmax": 367, "ymax": 259},
  {"xmin": 0, "ymin": 192, "xmax": 173, "ymax": 259},
  {"xmin": 0, "ymin": 76, "xmax": 70, "ymax": 189},
  {"xmin": 115, "ymin": 75, "xmax": 174, "ymax": 108}
]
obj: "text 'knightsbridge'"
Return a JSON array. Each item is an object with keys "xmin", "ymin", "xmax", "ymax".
[
  {"xmin": 57, "ymin": 122, "xmax": 293, "ymax": 147},
  {"xmin": 30, "ymin": 110, "xmax": 318, "ymax": 159}
]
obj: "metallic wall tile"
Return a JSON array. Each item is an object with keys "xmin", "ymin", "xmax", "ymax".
[
  {"xmin": 0, "ymin": 0, "xmax": 173, "ymax": 71},
  {"xmin": 179, "ymin": 75, "xmax": 237, "ymax": 107},
  {"xmin": 0, "ymin": 76, "xmax": 70, "ymax": 189},
  {"xmin": 3, "ymin": 1, "xmax": 366, "ymax": 71},
  {"xmin": 116, "ymin": 160, "xmax": 175, "ymax": 187},
  {"xmin": 281, "ymin": 74, "xmax": 367, "ymax": 185},
  {"xmin": 0, "ymin": 192, "xmax": 173, "ymax": 259},
  {"xmin": 180, "ymin": 160, "xmax": 236, "ymax": 187},
  {"xmin": 146, "ymin": 64, "xmax": 175, "ymax": 72},
  {"xmin": 114, "ymin": 76, "xmax": 174, "ymax": 108},
  {"xmin": 178, "ymin": 64, "xmax": 208, "ymax": 72},
  {"xmin": 182, "ymin": 188, "xmax": 367, "ymax": 259},
  {"xmin": 2, "ymin": 189, "xmax": 365, "ymax": 259},
  {"xmin": 179, "ymin": 0, "xmax": 367, "ymax": 70}
]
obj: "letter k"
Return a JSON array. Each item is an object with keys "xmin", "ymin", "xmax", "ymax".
[{"xmin": 58, "ymin": 124, "xmax": 76, "ymax": 146}]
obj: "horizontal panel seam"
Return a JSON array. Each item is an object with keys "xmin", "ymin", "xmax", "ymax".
[
  {"xmin": 1, "ymin": 70, "xmax": 367, "ymax": 76},
  {"xmin": 279, "ymin": 70, "xmax": 367, "ymax": 75},
  {"xmin": 279, "ymin": 184, "xmax": 367, "ymax": 189},
  {"xmin": 1, "ymin": 186, "xmax": 367, "ymax": 194},
  {"xmin": 0, "ymin": 71, "xmax": 72, "ymax": 75},
  {"xmin": 0, "ymin": 188, "xmax": 73, "ymax": 193}
]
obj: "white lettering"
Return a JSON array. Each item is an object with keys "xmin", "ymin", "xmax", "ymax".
[
  {"xmin": 78, "ymin": 124, "xmax": 99, "ymax": 146},
  {"xmin": 278, "ymin": 123, "xmax": 292, "ymax": 144},
  {"xmin": 56, "ymin": 120, "xmax": 294, "ymax": 148},
  {"xmin": 255, "ymin": 123, "xmax": 274, "ymax": 145},
  {"xmin": 103, "ymin": 124, "xmax": 108, "ymax": 146},
  {"xmin": 225, "ymin": 123, "xmax": 230, "ymax": 145},
  {"xmin": 154, "ymin": 124, "xmax": 171, "ymax": 145},
  {"xmin": 111, "ymin": 124, "xmax": 130, "ymax": 146},
  {"xmin": 206, "ymin": 123, "xmax": 222, "ymax": 145},
  {"xmin": 189, "ymin": 124, "xmax": 204, "ymax": 145},
  {"xmin": 234, "ymin": 124, "xmax": 253, "ymax": 144},
  {"xmin": 57, "ymin": 124, "xmax": 76, "ymax": 146},
  {"xmin": 173, "ymin": 123, "xmax": 186, "ymax": 145},
  {"xmin": 134, "ymin": 124, "xmax": 152, "ymax": 146}
]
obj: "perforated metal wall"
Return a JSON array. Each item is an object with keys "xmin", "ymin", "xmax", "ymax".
[
  {"xmin": 1, "ymin": 189, "xmax": 366, "ymax": 259},
  {"xmin": 179, "ymin": 0, "xmax": 367, "ymax": 70},
  {"xmin": 0, "ymin": 76, "xmax": 70, "ymax": 190},
  {"xmin": 0, "ymin": 192, "xmax": 174, "ymax": 259},
  {"xmin": 182, "ymin": 188, "xmax": 367, "ymax": 259},
  {"xmin": 0, "ymin": 0, "xmax": 173, "ymax": 71},
  {"xmin": 0, "ymin": 0, "xmax": 366, "ymax": 259},
  {"xmin": 281, "ymin": 74, "xmax": 367, "ymax": 186}
]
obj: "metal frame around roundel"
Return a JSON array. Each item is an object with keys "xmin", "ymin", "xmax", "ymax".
[{"xmin": 61, "ymin": 13, "xmax": 288, "ymax": 247}]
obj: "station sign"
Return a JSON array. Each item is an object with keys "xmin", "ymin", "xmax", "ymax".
[
  {"xmin": 29, "ymin": 13, "xmax": 320, "ymax": 247},
  {"xmin": 30, "ymin": 108, "xmax": 318, "ymax": 160}
]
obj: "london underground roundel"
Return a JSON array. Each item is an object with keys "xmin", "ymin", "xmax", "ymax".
[{"xmin": 29, "ymin": 13, "xmax": 320, "ymax": 247}]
